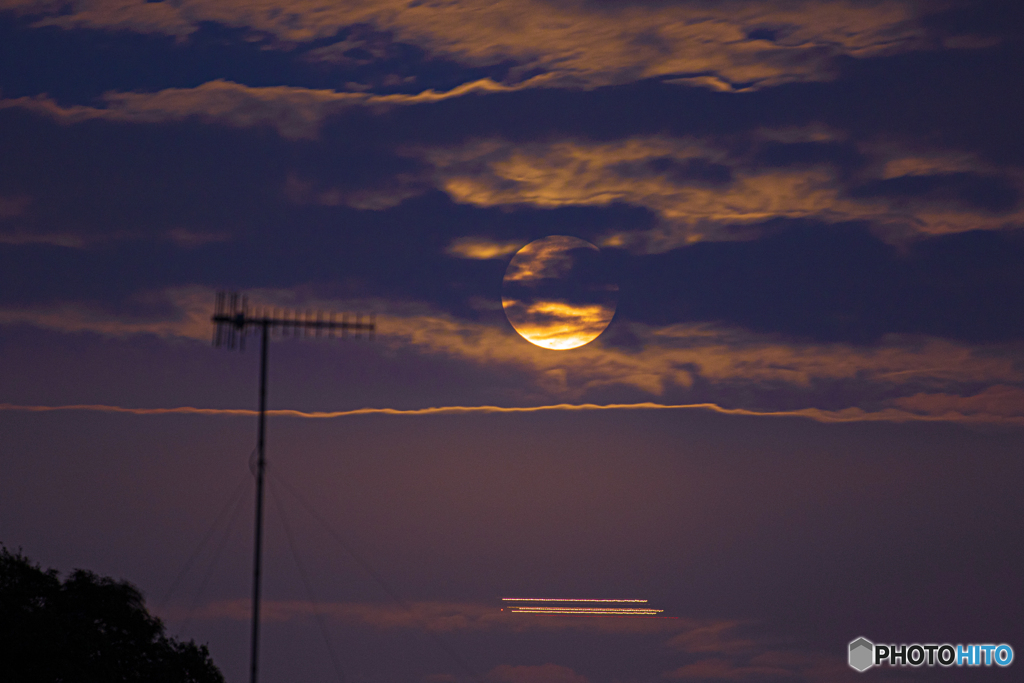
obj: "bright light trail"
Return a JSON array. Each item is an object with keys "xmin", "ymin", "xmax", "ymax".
[
  {"xmin": 500, "ymin": 598, "xmax": 648, "ymax": 603},
  {"xmin": 508, "ymin": 608, "xmax": 662, "ymax": 615},
  {"xmin": 500, "ymin": 597, "xmax": 665, "ymax": 617}
]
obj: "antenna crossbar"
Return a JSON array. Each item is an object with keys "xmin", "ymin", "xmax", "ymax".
[{"xmin": 213, "ymin": 291, "xmax": 375, "ymax": 349}]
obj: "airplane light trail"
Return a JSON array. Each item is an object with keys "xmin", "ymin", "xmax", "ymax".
[
  {"xmin": 506, "ymin": 608, "xmax": 663, "ymax": 615},
  {"xmin": 500, "ymin": 597, "xmax": 663, "ymax": 617},
  {"xmin": 500, "ymin": 598, "xmax": 648, "ymax": 603}
]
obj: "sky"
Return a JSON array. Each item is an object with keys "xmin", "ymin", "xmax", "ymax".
[{"xmin": 1, "ymin": 0, "xmax": 1023, "ymax": 681}]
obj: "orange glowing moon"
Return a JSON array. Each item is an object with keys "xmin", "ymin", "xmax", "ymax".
[{"xmin": 501, "ymin": 236, "xmax": 617, "ymax": 350}]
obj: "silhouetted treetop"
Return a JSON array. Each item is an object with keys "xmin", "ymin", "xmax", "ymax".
[{"xmin": 0, "ymin": 546, "xmax": 224, "ymax": 683}]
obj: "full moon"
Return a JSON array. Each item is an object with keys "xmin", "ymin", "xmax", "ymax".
[{"xmin": 502, "ymin": 235, "xmax": 618, "ymax": 350}]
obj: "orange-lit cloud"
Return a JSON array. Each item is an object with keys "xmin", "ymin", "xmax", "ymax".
[
  {"xmin": 0, "ymin": 286, "xmax": 215, "ymax": 340},
  {"xmin": 445, "ymin": 237, "xmax": 524, "ymax": 260},
  {"xmin": 284, "ymin": 172, "xmax": 428, "ymax": 211},
  {"xmin": 0, "ymin": 78, "xmax": 528, "ymax": 140},
  {"xmin": 164, "ymin": 598, "xmax": 857, "ymax": 681},
  {"xmin": 0, "ymin": 195, "xmax": 91, "ymax": 246},
  {"xmin": 4, "ymin": 0, "xmax": 944, "ymax": 90},
  {"xmin": 419, "ymin": 137, "xmax": 1024, "ymax": 246},
  {"xmin": 3, "ymin": 286, "xmax": 1023, "ymax": 422},
  {"xmin": 663, "ymin": 658, "xmax": 791, "ymax": 681},
  {"xmin": 503, "ymin": 299, "xmax": 615, "ymax": 350},
  {"xmin": 664, "ymin": 650, "xmax": 868, "ymax": 683},
  {"xmin": 183, "ymin": 599, "xmax": 498, "ymax": 630},
  {"xmin": 0, "ymin": 194, "xmax": 31, "ymax": 219},
  {"xmin": 166, "ymin": 599, "xmax": 748, "ymax": 640},
  {"xmin": 488, "ymin": 664, "xmax": 589, "ymax": 683},
  {"xmin": 503, "ymin": 236, "xmax": 595, "ymax": 283},
  {"xmin": 7, "ymin": 91, "xmax": 1021, "ymax": 240},
  {"xmin": 890, "ymin": 385, "xmax": 1024, "ymax": 418},
  {"xmin": 667, "ymin": 620, "xmax": 757, "ymax": 654},
  {"xmin": 164, "ymin": 227, "xmax": 231, "ymax": 249},
  {"xmin": 0, "ymin": 231, "xmax": 90, "ymax": 248},
  {"xmin": 382, "ymin": 309, "xmax": 1024, "ymax": 405},
  {"xmin": 174, "ymin": 598, "xmax": 686, "ymax": 634}
]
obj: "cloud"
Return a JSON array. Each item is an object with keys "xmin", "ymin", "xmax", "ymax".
[
  {"xmin": 6, "ymin": 84, "xmax": 1020, "ymax": 243},
  {"xmin": 890, "ymin": 385, "xmax": 1024, "ymax": 418},
  {"xmin": 417, "ymin": 136, "xmax": 1024, "ymax": 246},
  {"xmin": 2, "ymin": 286, "xmax": 1022, "ymax": 421},
  {"xmin": 0, "ymin": 286, "xmax": 214, "ymax": 340},
  {"xmin": 164, "ymin": 227, "xmax": 231, "ymax": 249},
  {"xmin": 0, "ymin": 231, "xmax": 90, "ymax": 248},
  {"xmin": 502, "ymin": 235, "xmax": 595, "ymax": 283},
  {"xmin": 3, "ymin": 0, "xmax": 946, "ymax": 90},
  {"xmin": 4, "ymin": 98, "xmax": 1019, "ymax": 239},
  {"xmin": 284, "ymin": 172, "xmax": 428, "ymax": 211},
  {"xmin": 663, "ymin": 648, "xmax": 873, "ymax": 682},
  {"xmin": 488, "ymin": 664, "xmax": 589, "ymax": 683},
  {"xmin": 161, "ymin": 595, "xmax": 900, "ymax": 682},
  {"xmin": 0, "ymin": 78, "xmax": 527, "ymax": 140},
  {"xmin": 0, "ymin": 196, "xmax": 84, "ymax": 246},
  {"xmin": 667, "ymin": 621, "xmax": 757, "ymax": 655},
  {"xmin": 382, "ymin": 311, "xmax": 1024, "ymax": 408},
  {"xmin": 445, "ymin": 237, "xmax": 525, "ymax": 260},
  {"xmin": 184, "ymin": 599, "xmax": 500, "ymax": 630},
  {"xmin": 5, "ymin": 0, "xmax": 197, "ymax": 38},
  {"xmin": 663, "ymin": 651, "xmax": 867, "ymax": 682},
  {"xmin": 0, "ymin": 195, "xmax": 32, "ymax": 219},
  {"xmin": 663, "ymin": 658, "xmax": 789, "ymax": 681},
  {"xmin": 503, "ymin": 299, "xmax": 616, "ymax": 351},
  {"xmin": 178, "ymin": 598, "xmax": 688, "ymax": 634},
  {"xmin": 746, "ymin": 651, "xmax": 868, "ymax": 683}
]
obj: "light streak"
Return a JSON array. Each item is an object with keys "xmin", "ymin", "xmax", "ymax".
[
  {"xmin": 507, "ymin": 608, "xmax": 663, "ymax": 614},
  {"xmin": 511, "ymin": 614, "xmax": 677, "ymax": 619},
  {"xmin": 501, "ymin": 598, "xmax": 648, "ymax": 603},
  {"xmin": 1, "ymin": 402, "xmax": 1019, "ymax": 426},
  {"xmin": 500, "ymin": 597, "xmax": 664, "ymax": 618}
]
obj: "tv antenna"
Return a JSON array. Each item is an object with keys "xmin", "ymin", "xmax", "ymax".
[{"xmin": 212, "ymin": 292, "xmax": 375, "ymax": 683}]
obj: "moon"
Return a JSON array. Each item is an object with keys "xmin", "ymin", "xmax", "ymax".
[{"xmin": 502, "ymin": 235, "xmax": 618, "ymax": 350}]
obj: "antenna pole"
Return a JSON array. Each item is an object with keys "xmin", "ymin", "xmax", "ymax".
[
  {"xmin": 211, "ymin": 294, "xmax": 375, "ymax": 683},
  {"xmin": 250, "ymin": 321, "xmax": 269, "ymax": 683}
]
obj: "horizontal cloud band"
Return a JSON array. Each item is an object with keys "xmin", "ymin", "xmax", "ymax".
[{"xmin": 2, "ymin": 401, "xmax": 1021, "ymax": 426}]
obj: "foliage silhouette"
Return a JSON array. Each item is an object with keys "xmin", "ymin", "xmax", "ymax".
[{"xmin": 0, "ymin": 546, "xmax": 224, "ymax": 683}]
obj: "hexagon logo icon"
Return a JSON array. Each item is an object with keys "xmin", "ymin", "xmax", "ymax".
[{"xmin": 849, "ymin": 637, "xmax": 874, "ymax": 672}]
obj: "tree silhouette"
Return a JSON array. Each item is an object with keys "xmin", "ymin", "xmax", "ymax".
[{"xmin": 0, "ymin": 546, "xmax": 224, "ymax": 683}]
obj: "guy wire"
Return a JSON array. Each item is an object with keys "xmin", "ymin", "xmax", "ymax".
[
  {"xmin": 270, "ymin": 469, "xmax": 483, "ymax": 683},
  {"xmin": 268, "ymin": 479, "xmax": 347, "ymax": 683},
  {"xmin": 173, "ymin": 480, "xmax": 249, "ymax": 640},
  {"xmin": 156, "ymin": 469, "xmax": 250, "ymax": 616}
]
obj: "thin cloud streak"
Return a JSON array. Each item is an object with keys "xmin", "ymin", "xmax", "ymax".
[
  {"xmin": 3, "ymin": 401, "xmax": 1022, "ymax": 426},
  {"xmin": 0, "ymin": 77, "xmax": 537, "ymax": 140}
]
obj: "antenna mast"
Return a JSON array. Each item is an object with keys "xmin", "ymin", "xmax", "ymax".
[{"xmin": 212, "ymin": 292, "xmax": 375, "ymax": 683}]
